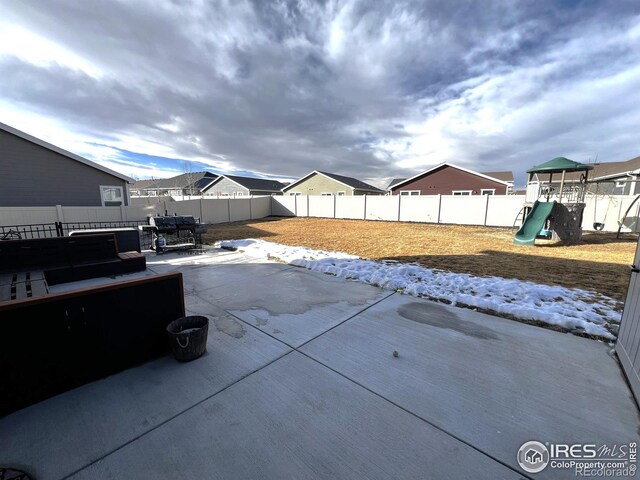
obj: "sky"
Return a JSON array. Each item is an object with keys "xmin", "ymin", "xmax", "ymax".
[{"xmin": 0, "ymin": 0, "xmax": 639, "ymax": 188}]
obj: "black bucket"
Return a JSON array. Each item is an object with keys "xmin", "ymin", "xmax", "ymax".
[{"xmin": 166, "ymin": 315, "xmax": 209, "ymax": 362}]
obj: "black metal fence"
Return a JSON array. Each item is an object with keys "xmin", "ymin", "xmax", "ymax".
[{"xmin": 0, "ymin": 221, "xmax": 154, "ymax": 249}]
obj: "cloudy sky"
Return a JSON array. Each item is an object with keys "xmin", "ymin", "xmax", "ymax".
[{"xmin": 1, "ymin": 0, "xmax": 639, "ymax": 187}]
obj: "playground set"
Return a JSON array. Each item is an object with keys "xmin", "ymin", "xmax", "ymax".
[
  {"xmin": 514, "ymin": 157, "xmax": 593, "ymax": 246},
  {"xmin": 514, "ymin": 156, "xmax": 640, "ymax": 245}
]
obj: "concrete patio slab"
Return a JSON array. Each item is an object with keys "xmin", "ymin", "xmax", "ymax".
[
  {"xmin": 69, "ymin": 352, "xmax": 521, "ymax": 480},
  {"xmin": 192, "ymin": 267, "xmax": 393, "ymax": 347},
  {"xmin": 300, "ymin": 293, "xmax": 640, "ymax": 478},
  {"xmin": 0, "ymin": 301, "xmax": 290, "ymax": 480}
]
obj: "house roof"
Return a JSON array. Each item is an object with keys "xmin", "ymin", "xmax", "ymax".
[
  {"xmin": 590, "ymin": 155, "xmax": 640, "ymax": 180},
  {"xmin": 387, "ymin": 178, "xmax": 407, "ymax": 189},
  {"xmin": 0, "ymin": 121, "xmax": 134, "ymax": 183},
  {"xmin": 527, "ymin": 157, "xmax": 593, "ymax": 174},
  {"xmin": 131, "ymin": 179, "xmax": 160, "ymax": 190},
  {"xmin": 145, "ymin": 172, "xmax": 218, "ymax": 190},
  {"xmin": 481, "ymin": 171, "xmax": 514, "ymax": 183},
  {"xmin": 204, "ymin": 175, "xmax": 287, "ymax": 192},
  {"xmin": 389, "ymin": 163, "xmax": 512, "ymax": 190},
  {"xmin": 282, "ymin": 170, "xmax": 384, "ymax": 193}
]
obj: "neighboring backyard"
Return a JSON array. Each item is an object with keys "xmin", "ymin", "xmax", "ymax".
[{"xmin": 203, "ymin": 217, "xmax": 637, "ymax": 302}]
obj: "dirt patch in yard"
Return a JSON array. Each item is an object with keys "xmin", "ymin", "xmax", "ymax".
[{"xmin": 203, "ymin": 217, "xmax": 637, "ymax": 302}]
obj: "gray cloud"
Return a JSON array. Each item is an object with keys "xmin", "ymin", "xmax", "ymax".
[{"xmin": 1, "ymin": 0, "xmax": 639, "ymax": 185}]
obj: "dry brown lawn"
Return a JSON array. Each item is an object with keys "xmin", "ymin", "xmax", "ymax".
[{"xmin": 203, "ymin": 217, "xmax": 637, "ymax": 301}]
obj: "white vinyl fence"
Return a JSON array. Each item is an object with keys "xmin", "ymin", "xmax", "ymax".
[
  {"xmin": 272, "ymin": 194, "xmax": 640, "ymax": 232},
  {"xmin": 0, "ymin": 197, "xmax": 273, "ymax": 229},
  {"xmin": 1, "ymin": 194, "xmax": 638, "ymax": 233}
]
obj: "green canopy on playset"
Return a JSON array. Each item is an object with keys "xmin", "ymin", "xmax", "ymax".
[{"xmin": 526, "ymin": 157, "xmax": 593, "ymax": 174}]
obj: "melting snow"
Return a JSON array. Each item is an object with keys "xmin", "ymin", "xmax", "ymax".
[{"xmin": 219, "ymin": 239, "xmax": 621, "ymax": 340}]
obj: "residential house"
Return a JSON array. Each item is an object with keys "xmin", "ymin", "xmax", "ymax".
[
  {"xmin": 143, "ymin": 172, "xmax": 218, "ymax": 197},
  {"xmin": 588, "ymin": 156, "xmax": 640, "ymax": 195},
  {"xmin": 388, "ymin": 163, "xmax": 513, "ymax": 196},
  {"xmin": 0, "ymin": 121, "xmax": 133, "ymax": 207},
  {"xmin": 530, "ymin": 155, "xmax": 640, "ymax": 196},
  {"xmin": 130, "ymin": 179, "xmax": 160, "ymax": 197},
  {"xmin": 282, "ymin": 171, "xmax": 384, "ymax": 196},
  {"xmin": 202, "ymin": 174, "xmax": 287, "ymax": 197}
]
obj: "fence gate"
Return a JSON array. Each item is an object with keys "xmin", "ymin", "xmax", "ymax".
[{"xmin": 617, "ymin": 237, "xmax": 640, "ymax": 401}]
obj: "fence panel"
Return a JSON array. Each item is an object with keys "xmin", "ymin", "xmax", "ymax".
[
  {"xmin": 200, "ymin": 199, "xmax": 230, "ymax": 224},
  {"xmin": 250, "ymin": 196, "xmax": 272, "ymax": 219},
  {"xmin": 272, "ymin": 196, "xmax": 296, "ymax": 216},
  {"xmin": 296, "ymin": 196, "xmax": 309, "ymax": 217},
  {"xmin": 0, "ymin": 207, "xmax": 59, "ymax": 225},
  {"xmin": 335, "ymin": 196, "xmax": 366, "ymax": 219},
  {"xmin": 439, "ymin": 196, "xmax": 487, "ymax": 225},
  {"xmin": 308, "ymin": 196, "xmax": 335, "ymax": 218},
  {"xmin": 61, "ymin": 206, "xmax": 123, "ymax": 222},
  {"xmin": 124, "ymin": 204, "xmax": 164, "ymax": 221},
  {"xmin": 486, "ymin": 195, "xmax": 526, "ymax": 227},
  {"xmin": 398, "ymin": 196, "xmax": 440, "ymax": 223},
  {"xmin": 365, "ymin": 196, "xmax": 399, "ymax": 221},
  {"xmin": 229, "ymin": 198, "xmax": 251, "ymax": 222}
]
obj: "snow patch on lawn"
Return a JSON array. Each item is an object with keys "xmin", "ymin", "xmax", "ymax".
[{"xmin": 219, "ymin": 239, "xmax": 621, "ymax": 340}]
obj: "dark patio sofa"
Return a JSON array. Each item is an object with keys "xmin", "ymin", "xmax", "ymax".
[
  {"xmin": 0, "ymin": 234, "xmax": 145, "ymax": 291},
  {"xmin": 0, "ymin": 272, "xmax": 185, "ymax": 417}
]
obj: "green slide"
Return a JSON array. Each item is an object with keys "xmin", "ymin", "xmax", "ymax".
[{"xmin": 513, "ymin": 201, "xmax": 556, "ymax": 246}]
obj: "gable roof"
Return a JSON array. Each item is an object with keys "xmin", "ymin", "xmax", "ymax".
[
  {"xmin": 387, "ymin": 178, "xmax": 406, "ymax": 189},
  {"xmin": 0, "ymin": 121, "xmax": 134, "ymax": 183},
  {"xmin": 146, "ymin": 171, "xmax": 218, "ymax": 190},
  {"xmin": 481, "ymin": 171, "xmax": 514, "ymax": 183},
  {"xmin": 389, "ymin": 163, "xmax": 511, "ymax": 190},
  {"xmin": 131, "ymin": 179, "xmax": 160, "ymax": 190},
  {"xmin": 204, "ymin": 174, "xmax": 287, "ymax": 192},
  {"xmin": 591, "ymin": 155, "xmax": 640, "ymax": 180},
  {"xmin": 283, "ymin": 170, "xmax": 383, "ymax": 193}
]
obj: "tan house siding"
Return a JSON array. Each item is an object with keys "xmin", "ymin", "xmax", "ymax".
[{"xmin": 284, "ymin": 173, "xmax": 354, "ymax": 196}]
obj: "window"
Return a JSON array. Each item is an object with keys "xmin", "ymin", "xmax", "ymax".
[
  {"xmin": 337, "ymin": 191, "xmax": 346, "ymax": 196},
  {"xmin": 289, "ymin": 192, "xmax": 302, "ymax": 196},
  {"xmin": 616, "ymin": 181, "xmax": 626, "ymax": 188},
  {"xmin": 100, "ymin": 186, "xmax": 124, "ymax": 206},
  {"xmin": 481, "ymin": 189, "xmax": 495, "ymax": 195},
  {"xmin": 452, "ymin": 190, "xmax": 472, "ymax": 196},
  {"xmin": 321, "ymin": 192, "xmax": 333, "ymax": 196},
  {"xmin": 400, "ymin": 190, "xmax": 420, "ymax": 196},
  {"xmin": 235, "ymin": 192, "xmax": 244, "ymax": 197}
]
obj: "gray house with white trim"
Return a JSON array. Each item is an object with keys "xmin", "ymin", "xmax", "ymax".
[
  {"xmin": 202, "ymin": 175, "xmax": 287, "ymax": 197},
  {"xmin": 0, "ymin": 122, "xmax": 133, "ymax": 207}
]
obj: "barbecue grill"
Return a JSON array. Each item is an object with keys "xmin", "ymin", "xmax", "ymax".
[{"xmin": 140, "ymin": 215, "xmax": 207, "ymax": 251}]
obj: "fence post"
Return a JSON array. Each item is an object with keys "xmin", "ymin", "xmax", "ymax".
[
  {"xmin": 363, "ymin": 195, "xmax": 367, "ymax": 220},
  {"xmin": 397, "ymin": 194, "xmax": 401, "ymax": 222},
  {"xmin": 227, "ymin": 198, "xmax": 231, "ymax": 222},
  {"xmin": 249, "ymin": 197, "xmax": 253, "ymax": 219},
  {"xmin": 436, "ymin": 195, "xmax": 442, "ymax": 224},
  {"xmin": 55, "ymin": 205, "xmax": 65, "ymax": 223},
  {"xmin": 334, "ymin": 195, "xmax": 337, "ymax": 219},
  {"xmin": 307, "ymin": 195, "xmax": 310, "ymax": 217},
  {"xmin": 294, "ymin": 195, "xmax": 298, "ymax": 217},
  {"xmin": 120, "ymin": 205, "xmax": 127, "ymax": 221},
  {"xmin": 199, "ymin": 198, "xmax": 204, "ymax": 222},
  {"xmin": 484, "ymin": 194, "xmax": 490, "ymax": 226}
]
